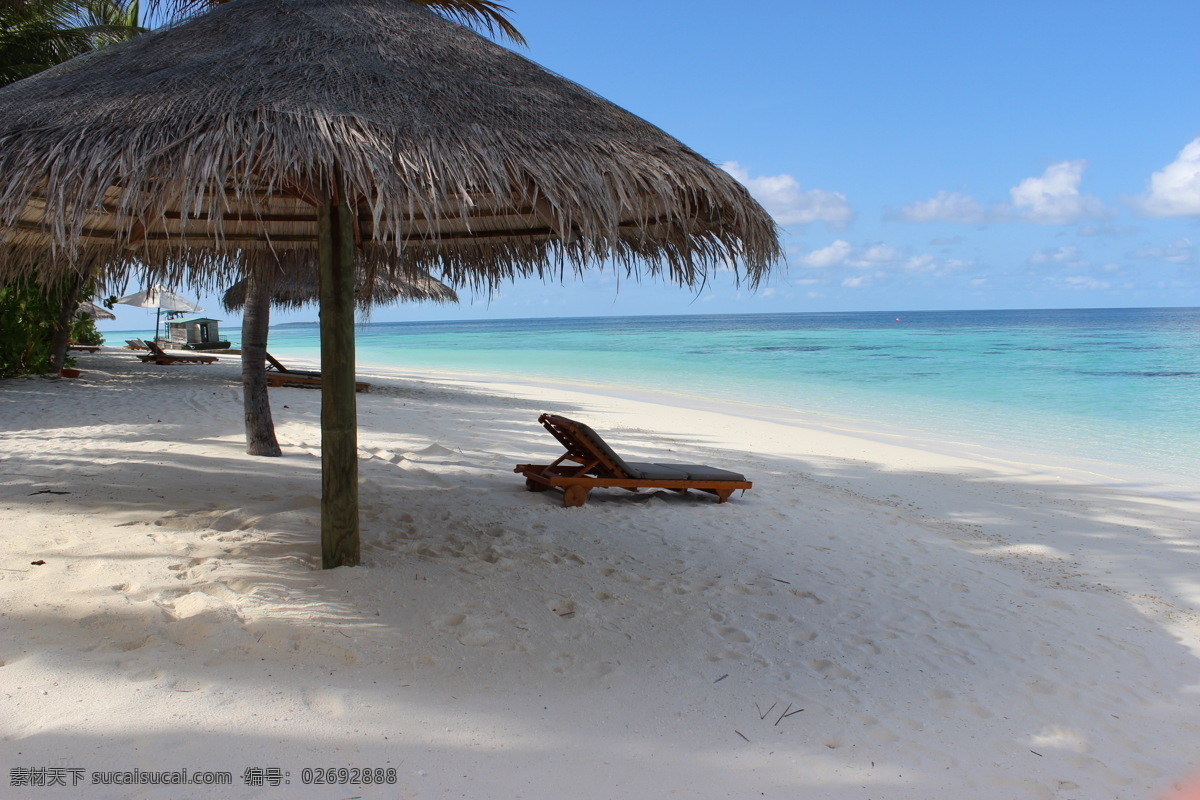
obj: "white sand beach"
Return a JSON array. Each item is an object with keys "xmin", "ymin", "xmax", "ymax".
[{"xmin": 2, "ymin": 347, "xmax": 1198, "ymax": 799}]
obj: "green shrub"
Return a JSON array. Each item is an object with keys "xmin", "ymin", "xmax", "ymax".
[
  {"xmin": 0, "ymin": 279, "xmax": 60, "ymax": 378},
  {"xmin": 71, "ymin": 313, "xmax": 105, "ymax": 346}
]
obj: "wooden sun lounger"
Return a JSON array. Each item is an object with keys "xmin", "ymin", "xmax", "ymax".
[
  {"xmin": 136, "ymin": 340, "xmax": 217, "ymax": 365},
  {"xmin": 265, "ymin": 353, "xmax": 370, "ymax": 392},
  {"xmin": 68, "ymin": 343, "xmax": 101, "ymax": 353},
  {"xmin": 125, "ymin": 339, "xmax": 150, "ymax": 350},
  {"xmin": 515, "ymin": 413, "xmax": 752, "ymax": 507}
]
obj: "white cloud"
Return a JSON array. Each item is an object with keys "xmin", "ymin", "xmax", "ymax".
[
  {"xmin": 797, "ymin": 241, "xmax": 970, "ymax": 280},
  {"xmin": 1054, "ymin": 275, "xmax": 1111, "ymax": 291},
  {"xmin": 1128, "ymin": 237, "xmax": 1195, "ymax": 264},
  {"xmin": 904, "ymin": 254, "xmax": 937, "ymax": 272},
  {"xmin": 848, "ymin": 244, "xmax": 901, "ymax": 267},
  {"xmin": 721, "ymin": 162, "xmax": 854, "ymax": 228},
  {"xmin": 894, "ymin": 190, "xmax": 987, "ymax": 224},
  {"xmin": 799, "ymin": 239, "xmax": 854, "ymax": 268},
  {"xmin": 1028, "ymin": 245, "xmax": 1090, "ymax": 269},
  {"xmin": 1010, "ymin": 160, "xmax": 1108, "ymax": 224},
  {"xmin": 1132, "ymin": 138, "xmax": 1200, "ymax": 217}
]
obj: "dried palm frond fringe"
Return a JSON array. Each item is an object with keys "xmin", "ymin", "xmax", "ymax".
[
  {"xmin": 0, "ymin": 0, "xmax": 782, "ymax": 292},
  {"xmin": 221, "ymin": 262, "xmax": 459, "ymax": 312}
]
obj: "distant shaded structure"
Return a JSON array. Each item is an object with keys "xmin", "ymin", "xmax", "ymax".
[{"xmin": 163, "ymin": 316, "xmax": 230, "ymax": 350}]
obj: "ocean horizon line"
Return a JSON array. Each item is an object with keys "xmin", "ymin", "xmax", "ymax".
[{"xmin": 99, "ymin": 303, "xmax": 1200, "ymax": 334}]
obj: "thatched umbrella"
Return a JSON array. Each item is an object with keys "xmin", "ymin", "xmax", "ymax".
[
  {"xmin": 0, "ymin": 0, "xmax": 782, "ymax": 568},
  {"xmin": 77, "ymin": 300, "xmax": 116, "ymax": 321}
]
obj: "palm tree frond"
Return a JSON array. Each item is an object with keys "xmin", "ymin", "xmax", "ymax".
[
  {"xmin": 166, "ymin": 0, "xmax": 525, "ymax": 45},
  {"xmin": 417, "ymin": 0, "xmax": 524, "ymax": 46}
]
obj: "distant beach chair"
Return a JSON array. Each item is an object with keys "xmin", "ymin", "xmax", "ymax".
[
  {"xmin": 136, "ymin": 340, "xmax": 217, "ymax": 365},
  {"xmin": 515, "ymin": 413, "xmax": 752, "ymax": 507},
  {"xmin": 264, "ymin": 352, "xmax": 370, "ymax": 392},
  {"xmin": 125, "ymin": 338, "xmax": 150, "ymax": 350},
  {"xmin": 67, "ymin": 343, "xmax": 101, "ymax": 353}
]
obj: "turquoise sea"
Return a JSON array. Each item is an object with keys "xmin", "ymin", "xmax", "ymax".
[{"xmin": 118, "ymin": 307, "xmax": 1200, "ymax": 478}]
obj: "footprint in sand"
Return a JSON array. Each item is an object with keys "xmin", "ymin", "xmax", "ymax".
[
  {"xmin": 808, "ymin": 658, "xmax": 859, "ymax": 681},
  {"xmin": 547, "ymin": 598, "xmax": 578, "ymax": 618},
  {"xmin": 434, "ymin": 609, "xmax": 528, "ymax": 651},
  {"xmin": 77, "ymin": 613, "xmax": 156, "ymax": 653},
  {"xmin": 541, "ymin": 549, "xmax": 585, "ymax": 566},
  {"xmin": 457, "ymin": 629, "xmax": 499, "ymax": 647},
  {"xmin": 716, "ymin": 626, "xmax": 751, "ymax": 644},
  {"xmin": 302, "ymin": 687, "xmax": 350, "ymax": 717},
  {"xmin": 789, "ymin": 630, "xmax": 818, "ymax": 645},
  {"xmin": 167, "ymin": 557, "xmax": 212, "ymax": 580},
  {"xmin": 598, "ymin": 567, "xmax": 637, "ymax": 583},
  {"xmin": 246, "ymin": 625, "xmax": 358, "ymax": 666}
]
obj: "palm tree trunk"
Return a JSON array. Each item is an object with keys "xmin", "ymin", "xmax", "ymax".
[
  {"xmin": 241, "ymin": 269, "xmax": 281, "ymax": 457},
  {"xmin": 48, "ymin": 267, "xmax": 88, "ymax": 373}
]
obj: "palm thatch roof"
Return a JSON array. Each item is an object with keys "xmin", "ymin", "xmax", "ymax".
[
  {"xmin": 0, "ymin": 0, "xmax": 781, "ymax": 291},
  {"xmin": 222, "ymin": 265, "xmax": 458, "ymax": 311}
]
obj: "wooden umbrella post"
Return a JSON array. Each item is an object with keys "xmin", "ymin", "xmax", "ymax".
[{"xmin": 318, "ymin": 167, "xmax": 361, "ymax": 568}]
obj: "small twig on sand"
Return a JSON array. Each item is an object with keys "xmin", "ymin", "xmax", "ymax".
[
  {"xmin": 770, "ymin": 576, "xmax": 791, "ymax": 584},
  {"xmin": 735, "ymin": 730, "xmax": 749, "ymax": 742},
  {"xmin": 714, "ymin": 674, "xmax": 729, "ymax": 684},
  {"xmin": 775, "ymin": 704, "xmax": 792, "ymax": 726},
  {"xmin": 28, "ymin": 489, "xmax": 70, "ymax": 496},
  {"xmin": 756, "ymin": 702, "xmax": 776, "ymax": 721}
]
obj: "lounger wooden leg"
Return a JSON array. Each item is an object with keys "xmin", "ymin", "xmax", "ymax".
[
  {"xmin": 563, "ymin": 485, "xmax": 590, "ymax": 507},
  {"xmin": 714, "ymin": 488, "xmax": 733, "ymax": 503},
  {"xmin": 525, "ymin": 477, "xmax": 550, "ymax": 492}
]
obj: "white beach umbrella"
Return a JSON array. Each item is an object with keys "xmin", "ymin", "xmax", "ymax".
[
  {"xmin": 115, "ymin": 285, "xmax": 204, "ymax": 342},
  {"xmin": 115, "ymin": 286, "xmax": 204, "ymax": 312}
]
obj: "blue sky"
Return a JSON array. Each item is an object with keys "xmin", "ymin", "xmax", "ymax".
[{"xmin": 102, "ymin": 0, "xmax": 1200, "ymax": 332}]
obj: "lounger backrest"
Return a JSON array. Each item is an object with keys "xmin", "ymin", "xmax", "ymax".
[
  {"xmin": 264, "ymin": 353, "xmax": 289, "ymax": 372},
  {"xmin": 540, "ymin": 414, "xmax": 637, "ymax": 478}
]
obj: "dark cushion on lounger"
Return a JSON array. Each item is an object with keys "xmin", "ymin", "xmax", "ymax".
[
  {"xmin": 653, "ymin": 463, "xmax": 747, "ymax": 482},
  {"xmin": 623, "ymin": 461, "xmax": 692, "ymax": 480}
]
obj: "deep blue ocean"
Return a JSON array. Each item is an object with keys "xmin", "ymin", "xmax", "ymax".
[{"xmin": 117, "ymin": 307, "xmax": 1200, "ymax": 477}]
